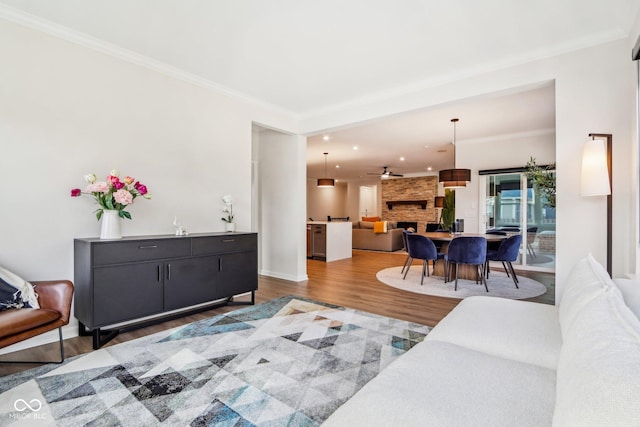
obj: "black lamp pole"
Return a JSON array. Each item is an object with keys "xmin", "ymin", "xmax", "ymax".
[{"xmin": 588, "ymin": 133, "xmax": 612, "ymax": 277}]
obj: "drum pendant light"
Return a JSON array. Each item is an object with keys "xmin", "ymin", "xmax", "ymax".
[
  {"xmin": 439, "ymin": 118, "xmax": 471, "ymax": 188},
  {"xmin": 317, "ymin": 152, "xmax": 335, "ymax": 187}
]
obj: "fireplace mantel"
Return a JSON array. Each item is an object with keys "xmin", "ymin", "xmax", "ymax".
[{"xmin": 386, "ymin": 200, "xmax": 428, "ymax": 210}]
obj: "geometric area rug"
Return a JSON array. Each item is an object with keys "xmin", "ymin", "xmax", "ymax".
[{"xmin": 0, "ymin": 296, "xmax": 430, "ymax": 426}]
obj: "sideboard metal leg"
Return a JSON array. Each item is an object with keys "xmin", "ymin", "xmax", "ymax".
[{"xmin": 92, "ymin": 328, "xmax": 119, "ymax": 350}]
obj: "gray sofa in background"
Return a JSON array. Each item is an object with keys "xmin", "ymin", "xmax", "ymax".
[{"xmin": 352, "ymin": 221, "xmax": 404, "ymax": 252}]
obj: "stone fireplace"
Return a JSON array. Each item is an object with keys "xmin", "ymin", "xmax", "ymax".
[{"xmin": 381, "ymin": 176, "xmax": 438, "ymax": 232}]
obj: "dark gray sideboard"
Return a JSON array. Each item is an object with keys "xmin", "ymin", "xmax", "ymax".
[{"xmin": 74, "ymin": 232, "xmax": 257, "ymax": 349}]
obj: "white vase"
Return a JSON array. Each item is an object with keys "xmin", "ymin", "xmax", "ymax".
[
  {"xmin": 100, "ymin": 210, "xmax": 122, "ymax": 240},
  {"xmin": 225, "ymin": 222, "xmax": 236, "ymax": 232}
]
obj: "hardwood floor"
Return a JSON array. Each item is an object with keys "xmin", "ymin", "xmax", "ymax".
[{"xmin": 0, "ymin": 250, "xmax": 554, "ymax": 376}]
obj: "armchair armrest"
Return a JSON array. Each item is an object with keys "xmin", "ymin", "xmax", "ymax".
[{"xmin": 31, "ymin": 280, "xmax": 74, "ymax": 324}]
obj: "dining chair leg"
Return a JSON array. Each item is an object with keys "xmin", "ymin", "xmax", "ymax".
[
  {"xmin": 481, "ymin": 267, "xmax": 489, "ymax": 292},
  {"xmin": 507, "ymin": 261, "xmax": 519, "ymax": 288},
  {"xmin": 421, "ymin": 260, "xmax": 427, "ymax": 285},
  {"xmin": 403, "ymin": 258, "xmax": 413, "ymax": 280},
  {"xmin": 401, "ymin": 255, "xmax": 411, "ymax": 275},
  {"xmin": 454, "ymin": 264, "xmax": 459, "ymax": 291},
  {"xmin": 501, "ymin": 261, "xmax": 511, "ymax": 278}
]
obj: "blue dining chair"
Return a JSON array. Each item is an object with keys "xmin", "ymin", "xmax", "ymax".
[
  {"xmin": 445, "ymin": 236, "xmax": 488, "ymax": 292},
  {"xmin": 485, "ymin": 234, "xmax": 522, "ymax": 288},
  {"xmin": 400, "ymin": 229, "xmax": 413, "ymax": 275},
  {"xmin": 403, "ymin": 233, "xmax": 444, "ymax": 285}
]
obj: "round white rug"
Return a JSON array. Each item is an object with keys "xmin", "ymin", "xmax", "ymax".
[{"xmin": 376, "ymin": 265, "xmax": 548, "ymax": 300}]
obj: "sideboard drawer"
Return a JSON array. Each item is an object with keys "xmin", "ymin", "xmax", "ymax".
[
  {"xmin": 192, "ymin": 234, "xmax": 257, "ymax": 255},
  {"xmin": 92, "ymin": 238, "xmax": 191, "ymax": 265}
]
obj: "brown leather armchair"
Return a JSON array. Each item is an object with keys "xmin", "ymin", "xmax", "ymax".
[{"xmin": 0, "ymin": 280, "xmax": 74, "ymax": 363}]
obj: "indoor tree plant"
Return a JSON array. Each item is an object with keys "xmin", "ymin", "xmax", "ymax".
[
  {"xmin": 440, "ymin": 189, "xmax": 455, "ymax": 231},
  {"xmin": 525, "ymin": 157, "xmax": 556, "ymax": 209}
]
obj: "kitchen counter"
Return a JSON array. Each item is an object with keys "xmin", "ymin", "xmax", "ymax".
[{"xmin": 307, "ymin": 221, "xmax": 352, "ymax": 262}]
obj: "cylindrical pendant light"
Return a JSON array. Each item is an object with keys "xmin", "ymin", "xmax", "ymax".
[
  {"xmin": 439, "ymin": 118, "xmax": 471, "ymax": 188},
  {"xmin": 317, "ymin": 152, "xmax": 335, "ymax": 187}
]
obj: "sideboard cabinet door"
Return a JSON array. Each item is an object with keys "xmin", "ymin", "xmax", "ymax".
[
  {"xmin": 214, "ymin": 251, "xmax": 258, "ymax": 300},
  {"xmin": 93, "ymin": 261, "xmax": 164, "ymax": 327},
  {"xmin": 163, "ymin": 256, "xmax": 218, "ymax": 311}
]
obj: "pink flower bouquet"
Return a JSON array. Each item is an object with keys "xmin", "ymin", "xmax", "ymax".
[{"xmin": 70, "ymin": 169, "xmax": 151, "ymax": 220}]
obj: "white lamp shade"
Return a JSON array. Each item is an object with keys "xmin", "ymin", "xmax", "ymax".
[{"xmin": 580, "ymin": 138, "xmax": 610, "ymax": 196}]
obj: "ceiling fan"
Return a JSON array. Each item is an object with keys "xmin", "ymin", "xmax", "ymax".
[{"xmin": 368, "ymin": 166, "xmax": 403, "ymax": 178}]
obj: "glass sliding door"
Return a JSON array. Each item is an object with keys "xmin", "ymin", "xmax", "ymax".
[
  {"xmin": 485, "ymin": 174, "xmax": 523, "ymax": 231},
  {"xmin": 526, "ymin": 170, "xmax": 556, "ymax": 271},
  {"xmin": 483, "ymin": 172, "xmax": 555, "ymax": 272}
]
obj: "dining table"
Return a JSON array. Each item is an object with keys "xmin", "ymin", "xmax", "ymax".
[{"xmin": 416, "ymin": 232, "xmax": 507, "ymax": 280}]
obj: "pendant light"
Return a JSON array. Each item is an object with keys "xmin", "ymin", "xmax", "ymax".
[
  {"xmin": 317, "ymin": 152, "xmax": 335, "ymax": 187},
  {"xmin": 439, "ymin": 118, "xmax": 471, "ymax": 188}
]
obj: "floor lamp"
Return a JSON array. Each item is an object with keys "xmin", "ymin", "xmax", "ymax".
[{"xmin": 580, "ymin": 133, "xmax": 612, "ymax": 276}]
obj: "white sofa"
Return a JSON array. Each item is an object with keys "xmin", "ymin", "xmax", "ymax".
[{"xmin": 323, "ymin": 255, "xmax": 640, "ymax": 426}]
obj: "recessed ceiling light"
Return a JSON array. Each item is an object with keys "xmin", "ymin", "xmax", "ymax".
[
  {"xmin": 400, "ymin": 157, "xmax": 405, "ymax": 161},
  {"xmin": 336, "ymin": 165, "xmax": 340, "ymax": 168},
  {"xmin": 353, "ymin": 146, "xmax": 358, "ymax": 150},
  {"xmin": 323, "ymin": 135, "xmax": 330, "ymax": 141},
  {"xmin": 427, "ymin": 166, "xmax": 433, "ymax": 171}
]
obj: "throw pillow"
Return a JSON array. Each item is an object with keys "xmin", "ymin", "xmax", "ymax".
[
  {"xmin": 360, "ymin": 221, "xmax": 375, "ymax": 229},
  {"xmin": 558, "ymin": 254, "xmax": 613, "ymax": 338},
  {"xmin": 362, "ymin": 216, "xmax": 380, "ymax": 222},
  {"xmin": 373, "ymin": 221, "xmax": 388, "ymax": 234},
  {"xmin": 553, "ymin": 285, "xmax": 640, "ymax": 425},
  {"xmin": 613, "ymin": 278, "xmax": 640, "ymax": 321},
  {"xmin": 0, "ymin": 277, "xmax": 29, "ymax": 310},
  {"xmin": 0, "ymin": 266, "xmax": 39, "ymax": 309}
]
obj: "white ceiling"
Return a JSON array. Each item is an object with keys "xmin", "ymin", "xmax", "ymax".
[
  {"xmin": 306, "ymin": 83, "xmax": 556, "ymax": 180},
  {"xmin": 1, "ymin": 1, "xmax": 637, "ymax": 179}
]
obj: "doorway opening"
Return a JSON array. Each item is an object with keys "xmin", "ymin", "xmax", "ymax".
[{"xmin": 359, "ymin": 185, "xmax": 378, "ymax": 218}]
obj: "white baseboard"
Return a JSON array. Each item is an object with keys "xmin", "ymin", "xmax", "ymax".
[{"xmin": 260, "ymin": 270, "xmax": 308, "ymax": 282}]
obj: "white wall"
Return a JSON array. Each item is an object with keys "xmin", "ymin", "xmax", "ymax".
[
  {"xmin": 306, "ymin": 180, "xmax": 348, "ymax": 221},
  {"xmin": 300, "ymin": 39, "xmax": 636, "ymax": 298},
  {"xmin": 255, "ymin": 129, "xmax": 308, "ymax": 281},
  {"xmin": 456, "ymin": 131, "xmax": 556, "ymax": 233},
  {"xmin": 629, "ymin": 20, "xmax": 640, "ymax": 277},
  {"xmin": 0, "ymin": 18, "xmax": 299, "ymax": 351}
]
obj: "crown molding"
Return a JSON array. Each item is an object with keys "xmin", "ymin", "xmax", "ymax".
[
  {"xmin": 299, "ymin": 30, "xmax": 627, "ymax": 120},
  {"xmin": 456, "ymin": 128, "xmax": 556, "ymax": 146},
  {"xmin": 0, "ymin": 4, "xmax": 297, "ymax": 120}
]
